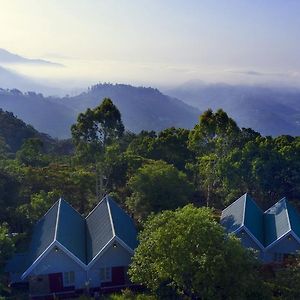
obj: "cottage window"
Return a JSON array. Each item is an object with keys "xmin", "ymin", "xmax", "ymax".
[
  {"xmin": 100, "ymin": 267, "xmax": 111, "ymax": 282},
  {"xmin": 63, "ymin": 271, "xmax": 75, "ymax": 286}
]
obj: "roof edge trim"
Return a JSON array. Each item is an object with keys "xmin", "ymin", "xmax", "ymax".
[
  {"xmin": 85, "ymin": 196, "xmax": 107, "ymax": 219},
  {"xmin": 243, "ymin": 226, "xmax": 265, "ymax": 250},
  {"xmin": 221, "ymin": 193, "xmax": 247, "ymax": 215},
  {"xmin": 55, "ymin": 241, "xmax": 87, "ymax": 269},
  {"xmin": 54, "ymin": 198, "xmax": 62, "ymax": 241},
  {"xmin": 115, "ymin": 236, "xmax": 134, "ymax": 254},
  {"xmin": 284, "ymin": 200, "xmax": 292, "ymax": 232},
  {"xmin": 87, "ymin": 236, "xmax": 115, "ymax": 268},
  {"xmin": 21, "ymin": 241, "xmax": 55, "ymax": 280},
  {"xmin": 106, "ymin": 197, "xmax": 116, "ymax": 236},
  {"xmin": 265, "ymin": 229, "xmax": 292, "ymax": 250}
]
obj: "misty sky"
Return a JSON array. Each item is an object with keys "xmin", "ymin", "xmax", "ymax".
[{"xmin": 1, "ymin": 0, "xmax": 300, "ymax": 87}]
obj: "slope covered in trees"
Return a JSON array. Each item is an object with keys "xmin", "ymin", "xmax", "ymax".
[
  {"xmin": 0, "ymin": 84, "xmax": 199, "ymax": 138},
  {"xmin": 1, "ymin": 98, "xmax": 300, "ymax": 298}
]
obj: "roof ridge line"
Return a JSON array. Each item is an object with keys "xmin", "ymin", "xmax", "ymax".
[
  {"xmin": 106, "ymin": 197, "xmax": 116, "ymax": 237},
  {"xmin": 54, "ymin": 198, "xmax": 62, "ymax": 242},
  {"xmin": 36, "ymin": 199, "xmax": 60, "ymax": 225},
  {"xmin": 264, "ymin": 197, "xmax": 286, "ymax": 213},
  {"xmin": 85, "ymin": 196, "xmax": 107, "ymax": 219},
  {"xmin": 221, "ymin": 193, "xmax": 247, "ymax": 215},
  {"xmin": 242, "ymin": 194, "xmax": 247, "ymax": 227},
  {"xmin": 284, "ymin": 199, "xmax": 292, "ymax": 232}
]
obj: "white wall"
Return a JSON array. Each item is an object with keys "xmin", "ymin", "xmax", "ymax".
[
  {"xmin": 28, "ymin": 246, "xmax": 86, "ymax": 289},
  {"xmin": 87, "ymin": 241, "xmax": 132, "ymax": 288}
]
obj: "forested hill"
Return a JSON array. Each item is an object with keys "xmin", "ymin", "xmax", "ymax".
[
  {"xmin": 0, "ymin": 84, "xmax": 200, "ymax": 139},
  {"xmin": 0, "ymin": 108, "xmax": 55, "ymax": 153}
]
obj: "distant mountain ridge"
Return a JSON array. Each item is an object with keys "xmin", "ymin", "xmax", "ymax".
[
  {"xmin": 0, "ymin": 48, "xmax": 62, "ymax": 66},
  {"xmin": 166, "ymin": 83, "xmax": 300, "ymax": 136},
  {"xmin": 0, "ymin": 84, "xmax": 200, "ymax": 138}
]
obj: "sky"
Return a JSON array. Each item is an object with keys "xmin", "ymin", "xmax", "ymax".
[{"xmin": 1, "ymin": 0, "xmax": 300, "ymax": 88}]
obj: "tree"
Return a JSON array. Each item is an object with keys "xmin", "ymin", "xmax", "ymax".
[
  {"xmin": 129, "ymin": 205, "xmax": 269, "ymax": 300},
  {"xmin": 71, "ymin": 98, "xmax": 124, "ymax": 159},
  {"xmin": 266, "ymin": 254, "xmax": 300, "ymax": 299},
  {"xmin": 126, "ymin": 161, "xmax": 193, "ymax": 220},
  {"xmin": 0, "ymin": 223, "xmax": 15, "ymax": 267},
  {"xmin": 16, "ymin": 138, "xmax": 46, "ymax": 167},
  {"xmin": 188, "ymin": 109, "xmax": 240, "ymax": 157}
]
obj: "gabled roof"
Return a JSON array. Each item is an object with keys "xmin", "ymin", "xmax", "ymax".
[
  {"xmin": 24, "ymin": 200, "xmax": 59, "ymax": 271},
  {"xmin": 264, "ymin": 198, "xmax": 291, "ymax": 247},
  {"xmin": 17, "ymin": 195, "xmax": 137, "ymax": 279},
  {"xmin": 221, "ymin": 194, "xmax": 300, "ymax": 249},
  {"xmin": 56, "ymin": 199, "xmax": 86, "ymax": 263},
  {"xmin": 221, "ymin": 193, "xmax": 264, "ymax": 247},
  {"xmin": 107, "ymin": 196, "xmax": 138, "ymax": 251},
  {"xmin": 86, "ymin": 197, "xmax": 114, "ymax": 263},
  {"xmin": 86, "ymin": 196, "xmax": 138, "ymax": 264}
]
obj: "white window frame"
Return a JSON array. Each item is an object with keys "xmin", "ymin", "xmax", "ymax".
[
  {"xmin": 100, "ymin": 267, "xmax": 112, "ymax": 282},
  {"xmin": 63, "ymin": 271, "xmax": 75, "ymax": 286}
]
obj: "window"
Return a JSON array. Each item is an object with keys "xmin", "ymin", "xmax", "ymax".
[
  {"xmin": 100, "ymin": 267, "xmax": 111, "ymax": 282},
  {"xmin": 63, "ymin": 271, "xmax": 75, "ymax": 286}
]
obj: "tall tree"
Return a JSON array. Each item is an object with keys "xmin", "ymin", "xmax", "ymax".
[
  {"xmin": 126, "ymin": 160, "xmax": 193, "ymax": 220},
  {"xmin": 71, "ymin": 98, "xmax": 124, "ymax": 159},
  {"xmin": 129, "ymin": 205, "xmax": 270, "ymax": 299}
]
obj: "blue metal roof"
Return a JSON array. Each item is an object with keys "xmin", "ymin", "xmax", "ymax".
[
  {"xmin": 10, "ymin": 196, "xmax": 138, "ymax": 276},
  {"xmin": 220, "ymin": 194, "xmax": 245, "ymax": 233},
  {"xmin": 286, "ymin": 201, "xmax": 300, "ymax": 238},
  {"xmin": 56, "ymin": 199, "xmax": 86, "ymax": 264},
  {"xmin": 5, "ymin": 253, "xmax": 27, "ymax": 273},
  {"xmin": 264, "ymin": 198, "xmax": 290, "ymax": 246},
  {"xmin": 244, "ymin": 194, "xmax": 264, "ymax": 245},
  {"xmin": 107, "ymin": 196, "xmax": 138, "ymax": 250},
  {"xmin": 221, "ymin": 194, "xmax": 300, "ymax": 248},
  {"xmin": 24, "ymin": 201, "xmax": 59, "ymax": 270},
  {"xmin": 86, "ymin": 197, "xmax": 114, "ymax": 263}
]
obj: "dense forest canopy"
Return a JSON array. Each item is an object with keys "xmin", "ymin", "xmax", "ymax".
[{"xmin": 0, "ymin": 98, "xmax": 299, "ymax": 298}]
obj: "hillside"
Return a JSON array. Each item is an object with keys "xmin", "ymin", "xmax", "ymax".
[
  {"xmin": 0, "ymin": 108, "xmax": 55, "ymax": 153},
  {"xmin": 166, "ymin": 83, "xmax": 300, "ymax": 136},
  {"xmin": 0, "ymin": 84, "xmax": 200, "ymax": 138}
]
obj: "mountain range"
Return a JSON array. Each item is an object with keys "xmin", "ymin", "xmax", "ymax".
[
  {"xmin": 0, "ymin": 48, "xmax": 62, "ymax": 66},
  {"xmin": 166, "ymin": 83, "xmax": 300, "ymax": 136},
  {"xmin": 0, "ymin": 84, "xmax": 199, "ymax": 139}
]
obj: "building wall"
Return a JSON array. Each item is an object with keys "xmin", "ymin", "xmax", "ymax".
[
  {"xmin": 87, "ymin": 241, "xmax": 133, "ymax": 288},
  {"xmin": 263, "ymin": 234, "xmax": 300, "ymax": 263},
  {"xmin": 236, "ymin": 229, "xmax": 264, "ymax": 259},
  {"xmin": 28, "ymin": 246, "xmax": 86, "ymax": 289}
]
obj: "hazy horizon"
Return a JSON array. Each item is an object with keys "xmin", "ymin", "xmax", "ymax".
[{"xmin": 1, "ymin": 1, "xmax": 300, "ymax": 90}]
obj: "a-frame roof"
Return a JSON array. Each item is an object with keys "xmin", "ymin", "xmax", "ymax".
[
  {"xmin": 19, "ymin": 195, "xmax": 137, "ymax": 279},
  {"xmin": 264, "ymin": 198, "xmax": 291, "ymax": 246},
  {"xmin": 221, "ymin": 193, "xmax": 264, "ymax": 247},
  {"xmin": 24, "ymin": 200, "xmax": 59, "ymax": 271},
  {"xmin": 221, "ymin": 194, "xmax": 300, "ymax": 249},
  {"xmin": 86, "ymin": 195, "xmax": 138, "ymax": 264}
]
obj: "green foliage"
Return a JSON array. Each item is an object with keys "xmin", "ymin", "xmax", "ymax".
[
  {"xmin": 71, "ymin": 98, "xmax": 124, "ymax": 160},
  {"xmin": 126, "ymin": 160, "xmax": 193, "ymax": 220},
  {"xmin": 16, "ymin": 138, "xmax": 47, "ymax": 167},
  {"xmin": 266, "ymin": 255, "xmax": 300, "ymax": 299},
  {"xmin": 129, "ymin": 205, "xmax": 268, "ymax": 299},
  {"xmin": 0, "ymin": 223, "xmax": 15, "ymax": 267}
]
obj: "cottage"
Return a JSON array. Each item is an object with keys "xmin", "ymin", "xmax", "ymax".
[
  {"xmin": 221, "ymin": 193, "xmax": 300, "ymax": 263},
  {"xmin": 6, "ymin": 196, "xmax": 138, "ymax": 299}
]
